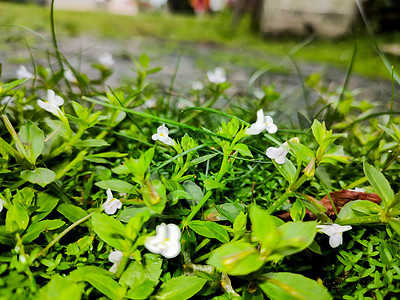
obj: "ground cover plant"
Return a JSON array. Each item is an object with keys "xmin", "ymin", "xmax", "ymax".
[{"xmin": 1, "ymin": 2, "xmax": 400, "ymax": 300}]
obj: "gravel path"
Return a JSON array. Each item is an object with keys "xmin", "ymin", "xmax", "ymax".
[{"xmin": 1, "ymin": 35, "xmax": 396, "ymax": 111}]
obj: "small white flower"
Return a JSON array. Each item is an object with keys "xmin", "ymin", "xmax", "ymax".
[
  {"xmin": 191, "ymin": 81, "xmax": 204, "ymax": 91},
  {"xmin": 207, "ymin": 67, "xmax": 227, "ymax": 84},
  {"xmin": 0, "ymin": 198, "xmax": 6, "ymax": 213},
  {"xmin": 64, "ymin": 69, "xmax": 76, "ymax": 83},
  {"xmin": 98, "ymin": 53, "xmax": 115, "ymax": 67},
  {"xmin": 108, "ymin": 250, "xmax": 123, "ymax": 273},
  {"xmin": 102, "ymin": 189, "xmax": 122, "ymax": 215},
  {"xmin": 152, "ymin": 124, "xmax": 175, "ymax": 146},
  {"xmin": 316, "ymin": 224, "xmax": 352, "ymax": 248},
  {"xmin": 37, "ymin": 90, "xmax": 64, "ymax": 118},
  {"xmin": 16, "ymin": 65, "xmax": 34, "ymax": 79},
  {"xmin": 145, "ymin": 223, "xmax": 181, "ymax": 258},
  {"xmin": 245, "ymin": 109, "xmax": 277, "ymax": 135},
  {"xmin": 266, "ymin": 142, "xmax": 288, "ymax": 165}
]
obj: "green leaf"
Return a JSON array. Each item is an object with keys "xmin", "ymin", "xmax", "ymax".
[
  {"xmin": 189, "ymin": 153, "xmax": 218, "ymax": 167},
  {"xmin": 287, "ymin": 141, "xmax": 314, "ymax": 164},
  {"xmin": 118, "ymin": 206, "xmax": 153, "ymax": 223},
  {"xmin": 183, "ymin": 181, "xmax": 204, "ymax": 204},
  {"xmin": 259, "ymin": 272, "xmax": 332, "ymax": 300},
  {"xmin": 250, "ymin": 205, "xmax": 283, "ymax": 253},
  {"xmin": 188, "ymin": 220, "xmax": 230, "ymax": 243},
  {"xmin": 20, "ymin": 168, "xmax": 56, "ymax": 187},
  {"xmin": 22, "ymin": 219, "xmax": 65, "ymax": 243},
  {"xmin": 154, "ymin": 275, "xmax": 207, "ymax": 300},
  {"xmin": 207, "ymin": 241, "xmax": 265, "ymax": 275},
  {"xmin": 233, "ymin": 143, "xmax": 253, "ymax": 157},
  {"xmin": 57, "ymin": 204, "xmax": 88, "ymax": 224},
  {"xmin": 32, "ymin": 193, "xmax": 59, "ymax": 223},
  {"xmin": 267, "ymin": 221, "xmax": 316, "ymax": 262},
  {"xmin": 74, "ymin": 139, "xmax": 109, "ymax": 147},
  {"xmin": 18, "ymin": 121, "xmax": 44, "ymax": 164},
  {"xmin": 290, "ymin": 199, "xmax": 306, "ymax": 222},
  {"xmin": 273, "ymin": 159, "xmax": 297, "ymax": 185},
  {"xmin": 204, "ymin": 178, "xmax": 225, "ymax": 191},
  {"xmin": 95, "ymin": 180, "xmax": 135, "ymax": 193},
  {"xmin": 120, "ymin": 253, "xmax": 162, "ymax": 298},
  {"xmin": 91, "ymin": 212, "xmax": 128, "ymax": 250},
  {"xmin": 84, "ymin": 272, "xmax": 126, "ymax": 299},
  {"xmin": 6, "ymin": 204, "xmax": 29, "ymax": 232},
  {"xmin": 37, "ymin": 274, "xmax": 83, "ymax": 300},
  {"xmin": 363, "ymin": 162, "xmax": 394, "ymax": 206}
]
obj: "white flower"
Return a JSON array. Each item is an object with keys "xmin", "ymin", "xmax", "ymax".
[
  {"xmin": 16, "ymin": 65, "xmax": 34, "ymax": 79},
  {"xmin": 245, "ymin": 109, "xmax": 277, "ymax": 135},
  {"xmin": 266, "ymin": 142, "xmax": 289, "ymax": 165},
  {"xmin": 64, "ymin": 69, "xmax": 76, "ymax": 83},
  {"xmin": 207, "ymin": 67, "xmax": 226, "ymax": 84},
  {"xmin": 191, "ymin": 81, "xmax": 204, "ymax": 91},
  {"xmin": 98, "ymin": 52, "xmax": 115, "ymax": 67},
  {"xmin": 37, "ymin": 90, "xmax": 64, "ymax": 118},
  {"xmin": 102, "ymin": 189, "xmax": 122, "ymax": 215},
  {"xmin": 144, "ymin": 223, "xmax": 181, "ymax": 258},
  {"xmin": 152, "ymin": 124, "xmax": 175, "ymax": 146},
  {"xmin": 316, "ymin": 224, "xmax": 352, "ymax": 248},
  {"xmin": 108, "ymin": 250, "xmax": 123, "ymax": 273},
  {"xmin": 0, "ymin": 198, "xmax": 6, "ymax": 213}
]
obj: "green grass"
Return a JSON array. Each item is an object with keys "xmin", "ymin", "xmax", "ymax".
[{"xmin": 1, "ymin": 2, "xmax": 399, "ymax": 79}]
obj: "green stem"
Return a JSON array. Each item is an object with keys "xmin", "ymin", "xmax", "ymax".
[
  {"xmin": 290, "ymin": 174, "xmax": 308, "ymax": 192},
  {"xmin": 266, "ymin": 192, "xmax": 292, "ymax": 214},
  {"xmin": 55, "ymin": 130, "xmax": 108, "ymax": 179},
  {"xmin": 36, "ymin": 212, "xmax": 93, "ymax": 259},
  {"xmin": 115, "ymin": 254, "xmax": 130, "ymax": 278},
  {"xmin": 345, "ymin": 176, "xmax": 368, "ymax": 190},
  {"xmin": 185, "ymin": 149, "xmax": 231, "ymax": 223}
]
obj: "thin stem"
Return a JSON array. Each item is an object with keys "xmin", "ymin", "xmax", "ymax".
[
  {"xmin": 36, "ymin": 212, "xmax": 93, "ymax": 259},
  {"xmin": 266, "ymin": 192, "xmax": 291, "ymax": 214}
]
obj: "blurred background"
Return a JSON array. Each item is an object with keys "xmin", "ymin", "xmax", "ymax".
[{"xmin": 0, "ymin": 0, "xmax": 399, "ymax": 107}]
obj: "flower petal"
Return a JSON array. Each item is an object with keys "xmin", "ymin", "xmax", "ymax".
[
  {"xmin": 108, "ymin": 250, "xmax": 123, "ymax": 263},
  {"xmin": 166, "ymin": 224, "xmax": 181, "ymax": 242},
  {"xmin": 329, "ymin": 233, "xmax": 343, "ymax": 248},
  {"xmin": 266, "ymin": 123, "xmax": 278, "ymax": 134},
  {"xmin": 161, "ymin": 240, "xmax": 181, "ymax": 258},
  {"xmin": 106, "ymin": 188, "xmax": 113, "ymax": 202},
  {"xmin": 266, "ymin": 147, "xmax": 283, "ymax": 159}
]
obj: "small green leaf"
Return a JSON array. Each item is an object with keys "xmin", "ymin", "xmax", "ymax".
[
  {"xmin": 18, "ymin": 121, "xmax": 44, "ymax": 164},
  {"xmin": 20, "ymin": 168, "xmax": 56, "ymax": 187},
  {"xmin": 22, "ymin": 219, "xmax": 65, "ymax": 243},
  {"xmin": 233, "ymin": 143, "xmax": 253, "ymax": 157},
  {"xmin": 363, "ymin": 162, "xmax": 394, "ymax": 206},
  {"xmin": 6, "ymin": 204, "xmax": 29, "ymax": 232},
  {"xmin": 91, "ymin": 212, "xmax": 128, "ymax": 251},
  {"xmin": 204, "ymin": 178, "xmax": 224, "ymax": 191},
  {"xmin": 32, "ymin": 193, "xmax": 59, "ymax": 223},
  {"xmin": 260, "ymin": 272, "xmax": 332, "ymax": 300},
  {"xmin": 154, "ymin": 275, "xmax": 207, "ymax": 300},
  {"xmin": 74, "ymin": 139, "xmax": 109, "ymax": 147},
  {"xmin": 84, "ymin": 272, "xmax": 126, "ymax": 299},
  {"xmin": 273, "ymin": 159, "xmax": 297, "ymax": 185},
  {"xmin": 57, "ymin": 204, "xmax": 89, "ymax": 224},
  {"xmin": 37, "ymin": 274, "xmax": 83, "ymax": 300},
  {"xmin": 207, "ymin": 241, "xmax": 265, "ymax": 275},
  {"xmin": 189, "ymin": 220, "xmax": 230, "ymax": 243},
  {"xmin": 95, "ymin": 180, "xmax": 135, "ymax": 193}
]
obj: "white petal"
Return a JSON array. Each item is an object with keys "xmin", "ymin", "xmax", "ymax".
[
  {"xmin": 109, "ymin": 262, "xmax": 119, "ymax": 274},
  {"xmin": 106, "ymin": 188, "xmax": 113, "ymax": 202},
  {"xmin": 274, "ymin": 154, "xmax": 287, "ymax": 165},
  {"xmin": 166, "ymin": 224, "xmax": 181, "ymax": 241},
  {"xmin": 256, "ymin": 109, "xmax": 265, "ymax": 123},
  {"xmin": 266, "ymin": 147, "xmax": 283, "ymax": 159},
  {"xmin": 108, "ymin": 250, "xmax": 123, "ymax": 263},
  {"xmin": 160, "ymin": 240, "xmax": 181, "ymax": 258},
  {"xmin": 157, "ymin": 124, "xmax": 169, "ymax": 136},
  {"xmin": 152, "ymin": 133, "xmax": 160, "ymax": 141},
  {"xmin": 316, "ymin": 225, "xmax": 336, "ymax": 236},
  {"xmin": 161, "ymin": 136, "xmax": 175, "ymax": 146},
  {"xmin": 245, "ymin": 123, "xmax": 265, "ymax": 135},
  {"xmin": 104, "ymin": 204, "xmax": 117, "ymax": 215},
  {"xmin": 0, "ymin": 199, "xmax": 3, "ymax": 213},
  {"xmin": 329, "ymin": 233, "xmax": 343, "ymax": 248},
  {"xmin": 266, "ymin": 123, "xmax": 278, "ymax": 134}
]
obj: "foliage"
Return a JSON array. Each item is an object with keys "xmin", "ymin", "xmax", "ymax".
[{"xmin": 1, "ymin": 3, "xmax": 400, "ymax": 299}]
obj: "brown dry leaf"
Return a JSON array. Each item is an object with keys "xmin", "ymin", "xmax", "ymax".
[{"xmin": 277, "ymin": 189, "xmax": 381, "ymax": 221}]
